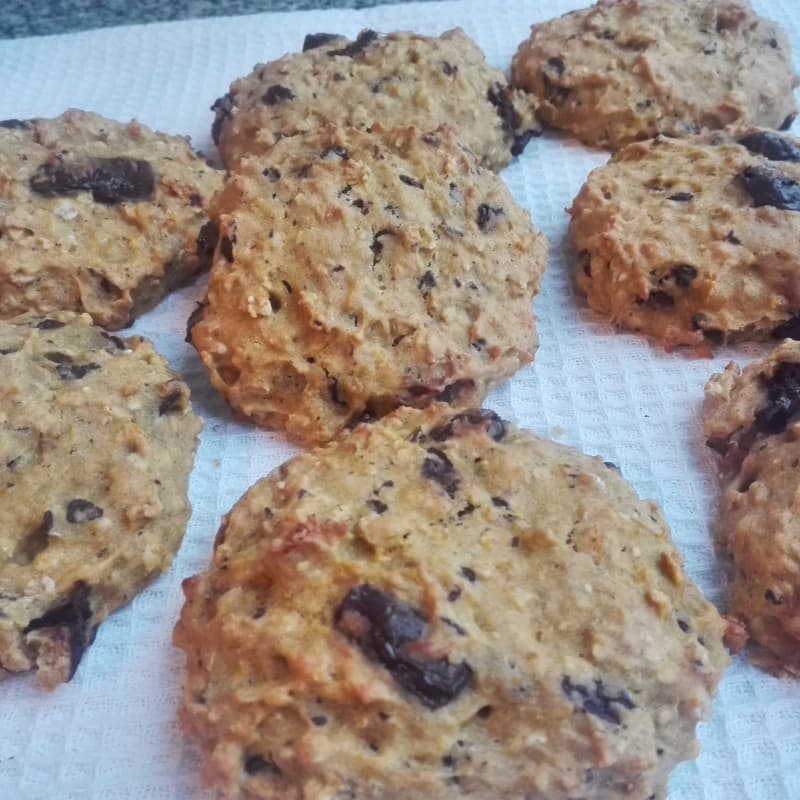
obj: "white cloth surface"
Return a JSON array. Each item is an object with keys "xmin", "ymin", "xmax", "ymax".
[{"xmin": 0, "ymin": 0, "xmax": 799, "ymax": 797}]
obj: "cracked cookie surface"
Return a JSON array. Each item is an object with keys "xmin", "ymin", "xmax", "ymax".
[
  {"xmin": 511, "ymin": 0, "xmax": 797, "ymax": 150},
  {"xmin": 212, "ymin": 28, "xmax": 540, "ymax": 171},
  {"xmin": 190, "ymin": 124, "xmax": 547, "ymax": 445},
  {"xmin": 704, "ymin": 340, "xmax": 800, "ymax": 676},
  {"xmin": 0, "ymin": 312, "xmax": 202, "ymax": 687},
  {"xmin": 570, "ymin": 129, "xmax": 800, "ymax": 348},
  {"xmin": 0, "ymin": 109, "xmax": 222, "ymax": 329},
  {"xmin": 174, "ymin": 404, "xmax": 728, "ymax": 800}
]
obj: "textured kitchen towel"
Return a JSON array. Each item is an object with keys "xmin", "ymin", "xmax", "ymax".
[{"xmin": 1, "ymin": 1, "xmax": 799, "ymax": 798}]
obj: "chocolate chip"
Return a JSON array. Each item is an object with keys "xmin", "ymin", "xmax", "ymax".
[
  {"xmin": 667, "ymin": 192, "xmax": 693, "ymax": 202},
  {"xmin": 441, "ymin": 61, "xmax": 456, "ymax": 76},
  {"xmin": 367, "ymin": 498, "xmax": 388, "ymax": 515},
  {"xmin": 418, "ymin": 270, "xmax": 436, "ymax": 292},
  {"xmin": 0, "ymin": 118, "xmax": 30, "ymax": 129},
  {"xmin": 311, "ymin": 714, "xmax": 328, "ymax": 726},
  {"xmin": 476, "ymin": 204, "xmax": 504, "ymax": 232},
  {"xmin": 561, "ymin": 675, "xmax": 635, "ymax": 725},
  {"xmin": 66, "ymin": 499, "xmax": 103, "ymax": 523},
  {"xmin": 335, "ymin": 584, "xmax": 472, "ymax": 708},
  {"xmin": 351, "ymin": 198, "xmax": 368, "ymax": 214},
  {"xmin": 370, "ymin": 228, "xmax": 392, "ymax": 265},
  {"xmin": 671, "ymin": 264, "xmax": 698, "ymax": 288},
  {"xmin": 185, "ymin": 301, "xmax": 206, "ymax": 344},
  {"xmin": 56, "ymin": 362, "xmax": 101, "ymax": 380},
  {"xmin": 765, "ymin": 589, "xmax": 783, "ymax": 605},
  {"xmin": 35, "ymin": 318, "xmax": 65, "ymax": 330},
  {"xmin": 262, "ymin": 85, "xmax": 295, "ymax": 105},
  {"xmin": 196, "ymin": 220, "xmax": 219, "ymax": 269},
  {"xmin": 476, "ymin": 704, "xmax": 493, "ymax": 718},
  {"xmin": 189, "ymin": 192, "xmax": 202, "ymax": 207},
  {"xmin": 328, "ymin": 29, "xmax": 378, "ymax": 58},
  {"xmin": 210, "ymin": 92, "xmax": 235, "ymax": 145},
  {"xmin": 303, "ymin": 32, "xmax": 340, "ymax": 51},
  {"xmin": 447, "ymin": 586, "xmax": 462, "ymax": 602},
  {"xmin": 771, "ymin": 314, "xmax": 800, "ymax": 340},
  {"xmin": 158, "ymin": 389, "xmax": 184, "ymax": 415},
  {"xmin": 491, "ymin": 496, "xmax": 509, "ymax": 508},
  {"xmin": 725, "ymin": 230, "xmax": 742, "ymax": 245},
  {"xmin": 321, "ymin": 145, "xmax": 349, "ymax": 161},
  {"xmin": 460, "ymin": 567, "xmax": 476, "ymax": 583},
  {"xmin": 25, "ymin": 581, "xmax": 95, "ymax": 680},
  {"xmin": 677, "ymin": 619, "xmax": 690, "ymax": 632},
  {"xmin": 486, "ymin": 83, "xmax": 537, "ymax": 157},
  {"xmin": 34, "ymin": 510, "xmax": 54, "ymax": 537},
  {"xmin": 421, "ymin": 448, "xmax": 461, "ymax": 496},
  {"xmin": 243, "ymin": 754, "xmax": 282, "ymax": 776},
  {"xmin": 219, "ymin": 236, "xmax": 235, "ymax": 263},
  {"xmin": 739, "ymin": 165, "xmax": 800, "ymax": 210},
  {"xmin": 510, "ymin": 129, "xmax": 540, "ymax": 156},
  {"xmin": 88, "ymin": 158, "xmax": 155, "ymax": 204},
  {"xmin": 780, "ymin": 113, "xmax": 797, "ymax": 131},
  {"xmin": 739, "ymin": 131, "xmax": 800, "ymax": 162},
  {"xmin": 429, "ymin": 409, "xmax": 508, "ymax": 443},
  {"xmin": 643, "ymin": 290, "xmax": 674, "ymax": 310},
  {"xmin": 100, "ymin": 331, "xmax": 126, "ymax": 351},
  {"xmin": 456, "ymin": 503, "xmax": 475, "ymax": 518},
  {"xmin": 262, "ymin": 167, "xmax": 281, "ymax": 181},
  {"xmin": 546, "ymin": 57, "xmax": 565, "ymax": 74},
  {"xmin": 399, "ymin": 174, "xmax": 423, "ymax": 189},
  {"xmin": 755, "ymin": 361, "xmax": 800, "ymax": 434}
]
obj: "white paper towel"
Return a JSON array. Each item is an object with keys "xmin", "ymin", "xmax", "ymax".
[{"xmin": 0, "ymin": 1, "xmax": 799, "ymax": 797}]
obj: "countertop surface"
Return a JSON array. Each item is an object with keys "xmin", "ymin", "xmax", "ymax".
[{"xmin": 1, "ymin": 0, "xmax": 435, "ymax": 39}]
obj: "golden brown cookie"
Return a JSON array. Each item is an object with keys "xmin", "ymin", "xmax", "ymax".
[
  {"xmin": 174, "ymin": 404, "xmax": 728, "ymax": 800},
  {"xmin": 704, "ymin": 340, "xmax": 800, "ymax": 676},
  {"xmin": 570, "ymin": 129, "xmax": 800, "ymax": 349},
  {"xmin": 211, "ymin": 28, "xmax": 540, "ymax": 171},
  {"xmin": 0, "ymin": 109, "xmax": 222, "ymax": 329},
  {"xmin": 189, "ymin": 124, "xmax": 547, "ymax": 445},
  {"xmin": 511, "ymin": 0, "xmax": 798, "ymax": 150},
  {"xmin": 0, "ymin": 312, "xmax": 202, "ymax": 688}
]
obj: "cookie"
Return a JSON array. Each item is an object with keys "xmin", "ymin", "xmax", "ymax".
[
  {"xmin": 570, "ymin": 128, "xmax": 800, "ymax": 348},
  {"xmin": 0, "ymin": 109, "xmax": 222, "ymax": 329},
  {"xmin": 511, "ymin": 0, "xmax": 798, "ymax": 150},
  {"xmin": 704, "ymin": 340, "xmax": 800, "ymax": 676},
  {"xmin": 0, "ymin": 312, "xmax": 202, "ymax": 687},
  {"xmin": 174, "ymin": 404, "xmax": 728, "ymax": 800},
  {"xmin": 189, "ymin": 124, "xmax": 547, "ymax": 446},
  {"xmin": 211, "ymin": 28, "xmax": 540, "ymax": 171}
]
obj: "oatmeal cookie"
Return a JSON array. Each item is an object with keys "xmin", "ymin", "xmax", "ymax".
[
  {"xmin": 189, "ymin": 124, "xmax": 547, "ymax": 445},
  {"xmin": 570, "ymin": 129, "xmax": 800, "ymax": 348},
  {"xmin": 0, "ymin": 109, "xmax": 222, "ymax": 329},
  {"xmin": 0, "ymin": 312, "xmax": 202, "ymax": 687},
  {"xmin": 211, "ymin": 28, "xmax": 540, "ymax": 171},
  {"xmin": 511, "ymin": 0, "xmax": 797, "ymax": 150},
  {"xmin": 704, "ymin": 340, "xmax": 800, "ymax": 675},
  {"xmin": 175, "ymin": 404, "xmax": 728, "ymax": 800}
]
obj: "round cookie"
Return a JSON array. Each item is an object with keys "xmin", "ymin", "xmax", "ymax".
[
  {"xmin": 174, "ymin": 404, "xmax": 728, "ymax": 800},
  {"xmin": 570, "ymin": 128, "xmax": 800, "ymax": 348},
  {"xmin": 189, "ymin": 124, "xmax": 547, "ymax": 446},
  {"xmin": 211, "ymin": 28, "xmax": 541, "ymax": 171},
  {"xmin": 511, "ymin": 0, "xmax": 798, "ymax": 150},
  {"xmin": 0, "ymin": 312, "xmax": 202, "ymax": 687},
  {"xmin": 0, "ymin": 109, "xmax": 222, "ymax": 329},
  {"xmin": 704, "ymin": 340, "xmax": 800, "ymax": 676}
]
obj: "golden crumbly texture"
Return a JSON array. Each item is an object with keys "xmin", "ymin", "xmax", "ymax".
[
  {"xmin": 704, "ymin": 340, "xmax": 800, "ymax": 676},
  {"xmin": 569, "ymin": 129, "xmax": 800, "ymax": 349},
  {"xmin": 511, "ymin": 0, "xmax": 798, "ymax": 150},
  {"xmin": 0, "ymin": 312, "xmax": 202, "ymax": 688},
  {"xmin": 190, "ymin": 125, "xmax": 547, "ymax": 446},
  {"xmin": 0, "ymin": 109, "xmax": 222, "ymax": 329},
  {"xmin": 212, "ymin": 28, "xmax": 540, "ymax": 172},
  {"xmin": 174, "ymin": 404, "xmax": 728, "ymax": 800}
]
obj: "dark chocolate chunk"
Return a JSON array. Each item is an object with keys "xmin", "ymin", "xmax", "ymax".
[
  {"xmin": 456, "ymin": 503, "xmax": 475, "ymax": 518},
  {"xmin": 196, "ymin": 220, "xmax": 219, "ymax": 268},
  {"xmin": 243, "ymin": 754, "xmax": 282, "ymax": 776},
  {"xmin": 780, "ymin": 113, "xmax": 797, "ymax": 131},
  {"xmin": 739, "ymin": 165, "xmax": 800, "ymax": 210},
  {"xmin": 185, "ymin": 301, "xmax": 207, "ymax": 344},
  {"xmin": 311, "ymin": 714, "xmax": 328, "ymax": 726},
  {"xmin": 754, "ymin": 361, "xmax": 800, "ymax": 435},
  {"xmin": 460, "ymin": 567, "xmax": 477, "ymax": 583},
  {"xmin": 561, "ymin": 675, "xmax": 635, "ymax": 725},
  {"xmin": 667, "ymin": 191, "xmax": 693, "ymax": 202},
  {"xmin": 34, "ymin": 510, "xmax": 54, "ymax": 537},
  {"xmin": 89, "ymin": 158, "xmax": 155, "ymax": 204},
  {"xmin": 418, "ymin": 270, "xmax": 436, "ymax": 292},
  {"xmin": 66, "ymin": 499, "xmax": 104, "ymax": 524},
  {"xmin": 476, "ymin": 704, "xmax": 493, "ymax": 719},
  {"xmin": 447, "ymin": 586, "xmax": 462, "ymax": 602},
  {"xmin": 399, "ymin": 174, "xmax": 423, "ymax": 189},
  {"xmin": 158, "ymin": 389, "xmax": 184, "ymax": 416},
  {"xmin": 219, "ymin": 235, "xmax": 235, "ymax": 263},
  {"xmin": 370, "ymin": 228, "xmax": 392, "ymax": 265},
  {"xmin": 486, "ymin": 83, "xmax": 537, "ymax": 157},
  {"xmin": 677, "ymin": 619, "xmax": 690, "ymax": 633},
  {"xmin": 547, "ymin": 57, "xmax": 565, "ymax": 74},
  {"xmin": 262, "ymin": 167, "xmax": 281, "ymax": 181},
  {"xmin": 367, "ymin": 498, "xmax": 388, "ymax": 515},
  {"xmin": 35, "ymin": 319, "xmax": 65, "ymax": 330},
  {"xmin": 100, "ymin": 331, "xmax": 127, "ymax": 350},
  {"xmin": 189, "ymin": 192, "xmax": 202, "ymax": 207},
  {"xmin": 335, "ymin": 584, "xmax": 473, "ymax": 709},
  {"xmin": 25, "ymin": 581, "xmax": 95, "ymax": 680},
  {"xmin": 421, "ymin": 448, "xmax": 461, "ymax": 496},
  {"xmin": 476, "ymin": 203, "xmax": 504, "ymax": 232},
  {"xmin": 429, "ymin": 409, "xmax": 508, "ymax": 443},
  {"xmin": 55, "ymin": 362, "xmax": 100, "ymax": 381},
  {"xmin": 725, "ymin": 230, "xmax": 742, "ymax": 245},
  {"xmin": 510, "ymin": 128, "xmax": 540, "ymax": 156},
  {"xmin": 491, "ymin": 496, "xmax": 509, "ymax": 508},
  {"xmin": 738, "ymin": 131, "xmax": 800, "ymax": 162},
  {"xmin": 0, "ymin": 118, "xmax": 30, "ymax": 129},
  {"xmin": 771, "ymin": 314, "xmax": 800, "ymax": 340},
  {"xmin": 765, "ymin": 589, "xmax": 783, "ymax": 605},
  {"xmin": 441, "ymin": 61, "xmax": 456, "ymax": 76},
  {"xmin": 671, "ymin": 264, "xmax": 698, "ymax": 288},
  {"xmin": 262, "ymin": 85, "xmax": 296, "ymax": 105},
  {"xmin": 303, "ymin": 32, "xmax": 340, "ymax": 51},
  {"xmin": 321, "ymin": 145, "xmax": 349, "ymax": 160},
  {"xmin": 210, "ymin": 92, "xmax": 235, "ymax": 145},
  {"xmin": 328, "ymin": 30, "xmax": 379, "ymax": 58}
]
